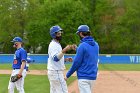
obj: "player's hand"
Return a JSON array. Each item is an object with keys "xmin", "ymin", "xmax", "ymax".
[
  {"xmin": 18, "ymin": 72, "xmax": 22, "ymax": 76},
  {"xmin": 62, "ymin": 44, "xmax": 77, "ymax": 53},
  {"xmin": 64, "ymin": 76, "xmax": 68, "ymax": 81},
  {"xmin": 65, "ymin": 57, "xmax": 73, "ymax": 62},
  {"xmin": 62, "ymin": 45, "xmax": 72, "ymax": 53},
  {"xmin": 68, "ymin": 57, "xmax": 73, "ymax": 62},
  {"xmin": 71, "ymin": 44, "xmax": 77, "ymax": 51}
]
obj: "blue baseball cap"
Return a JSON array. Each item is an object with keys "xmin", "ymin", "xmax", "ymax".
[
  {"xmin": 11, "ymin": 37, "xmax": 23, "ymax": 42},
  {"xmin": 76, "ymin": 25, "xmax": 90, "ymax": 34}
]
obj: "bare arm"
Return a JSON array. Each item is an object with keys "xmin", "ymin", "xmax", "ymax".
[{"xmin": 18, "ymin": 61, "xmax": 26, "ymax": 75}]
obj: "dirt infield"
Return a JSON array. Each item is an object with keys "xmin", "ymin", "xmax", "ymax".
[
  {"xmin": 1, "ymin": 70, "xmax": 140, "ymax": 93},
  {"xmin": 0, "ymin": 70, "xmax": 77, "ymax": 76},
  {"xmin": 94, "ymin": 71, "xmax": 140, "ymax": 93}
]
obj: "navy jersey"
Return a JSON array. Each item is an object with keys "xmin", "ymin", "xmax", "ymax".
[{"xmin": 12, "ymin": 47, "xmax": 27, "ymax": 69}]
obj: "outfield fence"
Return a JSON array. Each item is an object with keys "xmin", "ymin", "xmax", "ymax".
[{"xmin": 0, "ymin": 54, "xmax": 140, "ymax": 64}]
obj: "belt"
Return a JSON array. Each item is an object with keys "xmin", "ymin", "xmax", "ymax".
[
  {"xmin": 48, "ymin": 70, "xmax": 63, "ymax": 71},
  {"xmin": 13, "ymin": 68, "xmax": 27, "ymax": 70},
  {"xmin": 13, "ymin": 68, "xmax": 20, "ymax": 70}
]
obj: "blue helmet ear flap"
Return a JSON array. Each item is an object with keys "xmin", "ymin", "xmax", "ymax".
[{"xmin": 50, "ymin": 26, "xmax": 63, "ymax": 38}]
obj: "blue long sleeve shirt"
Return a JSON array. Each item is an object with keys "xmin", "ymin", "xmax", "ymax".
[{"xmin": 66, "ymin": 36, "xmax": 99, "ymax": 80}]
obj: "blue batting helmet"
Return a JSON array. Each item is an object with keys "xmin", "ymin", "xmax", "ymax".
[
  {"xmin": 11, "ymin": 37, "xmax": 23, "ymax": 42},
  {"xmin": 76, "ymin": 25, "xmax": 90, "ymax": 34},
  {"xmin": 50, "ymin": 26, "xmax": 63, "ymax": 38}
]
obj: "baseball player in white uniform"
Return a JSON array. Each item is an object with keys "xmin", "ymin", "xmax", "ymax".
[{"xmin": 47, "ymin": 25, "xmax": 75, "ymax": 93}]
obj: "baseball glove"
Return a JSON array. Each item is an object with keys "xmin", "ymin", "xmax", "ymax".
[{"xmin": 11, "ymin": 74, "xmax": 22, "ymax": 82}]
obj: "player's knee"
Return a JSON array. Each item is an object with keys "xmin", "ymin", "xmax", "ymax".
[
  {"xmin": 8, "ymin": 87, "xmax": 14, "ymax": 93},
  {"xmin": 8, "ymin": 85, "xmax": 14, "ymax": 93},
  {"xmin": 16, "ymin": 86, "xmax": 24, "ymax": 93},
  {"xmin": 17, "ymin": 88, "xmax": 24, "ymax": 93}
]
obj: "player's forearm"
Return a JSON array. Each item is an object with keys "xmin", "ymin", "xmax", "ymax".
[
  {"xmin": 54, "ymin": 45, "xmax": 74, "ymax": 61},
  {"xmin": 19, "ymin": 61, "xmax": 26, "ymax": 75},
  {"xmin": 57, "ymin": 47, "xmax": 68, "ymax": 60},
  {"xmin": 57, "ymin": 45, "xmax": 71, "ymax": 59},
  {"xmin": 57, "ymin": 52, "xmax": 64, "ymax": 59},
  {"xmin": 55, "ymin": 48, "xmax": 67, "ymax": 60}
]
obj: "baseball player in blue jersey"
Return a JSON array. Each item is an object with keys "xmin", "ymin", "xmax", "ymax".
[
  {"xmin": 47, "ymin": 25, "xmax": 75, "ymax": 93},
  {"xmin": 65, "ymin": 25, "xmax": 99, "ymax": 93},
  {"xmin": 8, "ymin": 37, "xmax": 27, "ymax": 93}
]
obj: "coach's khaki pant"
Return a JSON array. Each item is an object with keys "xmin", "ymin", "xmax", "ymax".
[{"xmin": 48, "ymin": 70, "xmax": 68, "ymax": 93}]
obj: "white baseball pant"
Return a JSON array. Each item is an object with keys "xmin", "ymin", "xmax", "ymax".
[
  {"xmin": 78, "ymin": 79, "xmax": 96, "ymax": 93},
  {"xmin": 8, "ymin": 69, "xmax": 26, "ymax": 93},
  {"xmin": 48, "ymin": 70, "xmax": 68, "ymax": 93}
]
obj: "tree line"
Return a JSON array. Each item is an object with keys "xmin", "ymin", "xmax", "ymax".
[{"xmin": 0, "ymin": 0, "xmax": 140, "ymax": 54}]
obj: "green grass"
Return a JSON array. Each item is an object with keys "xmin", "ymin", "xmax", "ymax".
[
  {"xmin": 0, "ymin": 64, "xmax": 47, "ymax": 70},
  {"xmin": 99, "ymin": 64, "xmax": 140, "ymax": 71},
  {"xmin": 0, "ymin": 64, "xmax": 72, "ymax": 70},
  {"xmin": 1, "ymin": 64, "xmax": 140, "ymax": 71},
  {"xmin": 0, "ymin": 74, "xmax": 76, "ymax": 93},
  {"xmin": 1, "ymin": 64, "xmax": 140, "ymax": 93},
  {"xmin": 0, "ymin": 64, "xmax": 12, "ymax": 70}
]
